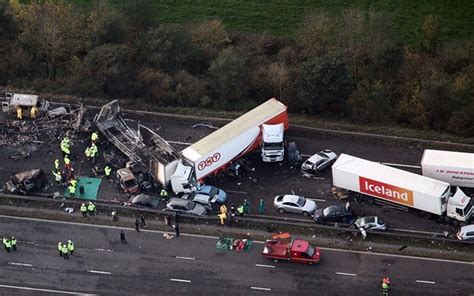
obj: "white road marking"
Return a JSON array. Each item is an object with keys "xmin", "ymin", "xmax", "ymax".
[
  {"xmin": 2, "ymin": 215, "xmax": 472, "ymax": 266},
  {"xmin": 251, "ymin": 286, "xmax": 272, "ymax": 291},
  {"xmin": 308, "ymin": 198, "xmax": 326, "ymax": 202},
  {"xmin": 336, "ymin": 272, "xmax": 357, "ymax": 276},
  {"xmin": 94, "ymin": 248, "xmax": 113, "ymax": 252},
  {"xmin": 0, "ymin": 284, "xmax": 96, "ymax": 295},
  {"xmin": 176, "ymin": 256, "xmax": 195, "ymax": 260},
  {"xmin": 170, "ymin": 278, "xmax": 191, "ymax": 283},
  {"xmin": 8, "ymin": 262, "xmax": 33, "ymax": 267},
  {"xmin": 416, "ymin": 280, "xmax": 436, "ymax": 284},
  {"xmin": 87, "ymin": 270, "xmax": 111, "ymax": 275},
  {"xmin": 255, "ymin": 264, "xmax": 275, "ymax": 268},
  {"xmin": 226, "ymin": 190, "xmax": 248, "ymax": 195},
  {"xmin": 381, "ymin": 162, "xmax": 421, "ymax": 169}
]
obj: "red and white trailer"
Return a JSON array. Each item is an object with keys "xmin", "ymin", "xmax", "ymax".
[{"xmin": 181, "ymin": 98, "xmax": 288, "ymax": 181}]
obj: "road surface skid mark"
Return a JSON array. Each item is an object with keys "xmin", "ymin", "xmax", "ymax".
[
  {"xmin": 251, "ymin": 287, "xmax": 272, "ymax": 291},
  {"xmin": 170, "ymin": 279, "xmax": 191, "ymax": 283}
]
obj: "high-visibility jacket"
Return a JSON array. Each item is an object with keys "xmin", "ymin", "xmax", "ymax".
[
  {"xmin": 160, "ymin": 189, "xmax": 168, "ymax": 197},
  {"xmin": 16, "ymin": 107, "xmax": 22, "ymax": 119},
  {"xmin": 85, "ymin": 147, "xmax": 91, "ymax": 158},
  {"xmin": 80, "ymin": 204, "xmax": 87, "ymax": 213},
  {"xmin": 90, "ymin": 144, "xmax": 98, "ymax": 154},
  {"xmin": 11, "ymin": 238, "xmax": 16, "ymax": 246},
  {"xmin": 382, "ymin": 283, "xmax": 389, "ymax": 289},
  {"xmin": 3, "ymin": 237, "xmax": 8, "ymax": 246},
  {"xmin": 67, "ymin": 241, "xmax": 74, "ymax": 252},
  {"xmin": 54, "ymin": 159, "xmax": 60, "ymax": 170},
  {"xmin": 58, "ymin": 242, "xmax": 62, "ymax": 251},
  {"xmin": 4, "ymin": 239, "xmax": 11, "ymax": 248},
  {"xmin": 61, "ymin": 245, "xmax": 68, "ymax": 254},
  {"xmin": 68, "ymin": 185, "xmax": 76, "ymax": 194},
  {"xmin": 104, "ymin": 166, "xmax": 111, "ymax": 176},
  {"xmin": 30, "ymin": 106, "xmax": 37, "ymax": 118},
  {"xmin": 91, "ymin": 132, "xmax": 99, "ymax": 142},
  {"xmin": 52, "ymin": 170, "xmax": 62, "ymax": 182},
  {"xmin": 70, "ymin": 179, "xmax": 78, "ymax": 188},
  {"xmin": 64, "ymin": 156, "xmax": 70, "ymax": 165},
  {"xmin": 237, "ymin": 205, "xmax": 244, "ymax": 214},
  {"xmin": 87, "ymin": 203, "xmax": 96, "ymax": 212},
  {"xmin": 220, "ymin": 205, "xmax": 228, "ymax": 214}
]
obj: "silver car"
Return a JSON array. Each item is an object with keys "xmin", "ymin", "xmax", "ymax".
[
  {"xmin": 354, "ymin": 216, "xmax": 386, "ymax": 231},
  {"xmin": 301, "ymin": 150, "xmax": 338, "ymax": 177},
  {"xmin": 273, "ymin": 194, "xmax": 317, "ymax": 216},
  {"xmin": 164, "ymin": 198, "xmax": 207, "ymax": 216}
]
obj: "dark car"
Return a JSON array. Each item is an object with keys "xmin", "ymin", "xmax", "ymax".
[
  {"xmin": 314, "ymin": 204, "xmax": 354, "ymax": 224},
  {"xmin": 287, "ymin": 142, "xmax": 302, "ymax": 169},
  {"xmin": 128, "ymin": 194, "xmax": 161, "ymax": 208}
]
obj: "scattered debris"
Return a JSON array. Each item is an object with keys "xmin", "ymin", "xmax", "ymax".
[
  {"xmin": 192, "ymin": 122, "xmax": 218, "ymax": 130},
  {"xmin": 5, "ymin": 169, "xmax": 47, "ymax": 195}
]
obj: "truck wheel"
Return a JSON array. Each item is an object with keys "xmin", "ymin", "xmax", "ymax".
[
  {"xmin": 302, "ymin": 211, "xmax": 309, "ymax": 217},
  {"xmin": 278, "ymin": 208, "xmax": 285, "ymax": 214},
  {"xmin": 273, "ymin": 259, "xmax": 279, "ymax": 263}
]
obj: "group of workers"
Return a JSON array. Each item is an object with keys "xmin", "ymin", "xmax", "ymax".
[
  {"xmin": 58, "ymin": 240, "xmax": 75, "ymax": 259},
  {"xmin": 15, "ymin": 106, "xmax": 38, "ymax": 120},
  {"xmin": 80, "ymin": 202, "xmax": 97, "ymax": 217},
  {"xmin": 85, "ymin": 132, "xmax": 99, "ymax": 162},
  {"xmin": 3, "ymin": 236, "xmax": 17, "ymax": 252},
  {"xmin": 217, "ymin": 199, "xmax": 266, "ymax": 226}
]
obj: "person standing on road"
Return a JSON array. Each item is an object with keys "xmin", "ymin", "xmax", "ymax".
[
  {"xmin": 87, "ymin": 202, "xmax": 96, "ymax": 216},
  {"xmin": 104, "ymin": 165, "xmax": 112, "ymax": 179},
  {"xmin": 68, "ymin": 184, "xmax": 76, "ymax": 197},
  {"xmin": 219, "ymin": 204, "xmax": 227, "ymax": 215},
  {"xmin": 11, "ymin": 237, "xmax": 17, "ymax": 251},
  {"xmin": 243, "ymin": 199, "xmax": 250, "ymax": 214},
  {"xmin": 237, "ymin": 204, "xmax": 244, "ymax": 217},
  {"xmin": 120, "ymin": 231, "xmax": 127, "ymax": 244},
  {"xmin": 58, "ymin": 242, "xmax": 63, "ymax": 257},
  {"xmin": 52, "ymin": 170, "xmax": 62, "ymax": 186},
  {"xmin": 160, "ymin": 189, "xmax": 169, "ymax": 200},
  {"xmin": 174, "ymin": 223, "xmax": 180, "ymax": 237},
  {"xmin": 174, "ymin": 212, "xmax": 180, "ymax": 224},
  {"xmin": 140, "ymin": 215, "xmax": 146, "ymax": 227},
  {"xmin": 67, "ymin": 240, "xmax": 75, "ymax": 255},
  {"xmin": 80, "ymin": 203, "xmax": 87, "ymax": 217},
  {"xmin": 61, "ymin": 243, "xmax": 69, "ymax": 259},
  {"xmin": 3, "ymin": 237, "xmax": 11, "ymax": 252},
  {"xmin": 54, "ymin": 159, "xmax": 60, "ymax": 170},
  {"xmin": 135, "ymin": 218, "xmax": 140, "ymax": 232},
  {"xmin": 91, "ymin": 132, "xmax": 99, "ymax": 144},
  {"xmin": 258, "ymin": 199, "xmax": 265, "ymax": 215}
]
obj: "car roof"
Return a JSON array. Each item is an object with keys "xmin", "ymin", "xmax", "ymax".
[
  {"xmin": 192, "ymin": 193, "xmax": 212, "ymax": 203},
  {"xmin": 460, "ymin": 224, "xmax": 474, "ymax": 232},
  {"xmin": 291, "ymin": 239, "xmax": 310, "ymax": 252},
  {"xmin": 282, "ymin": 195, "xmax": 302, "ymax": 203},
  {"xmin": 168, "ymin": 198, "xmax": 192, "ymax": 206}
]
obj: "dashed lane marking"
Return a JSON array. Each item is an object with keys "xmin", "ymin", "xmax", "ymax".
[
  {"xmin": 170, "ymin": 279, "xmax": 191, "ymax": 283},
  {"xmin": 336, "ymin": 272, "xmax": 357, "ymax": 276},
  {"xmin": 416, "ymin": 280, "xmax": 436, "ymax": 284},
  {"xmin": 94, "ymin": 248, "xmax": 113, "ymax": 252},
  {"xmin": 8, "ymin": 262, "xmax": 33, "ymax": 267},
  {"xmin": 226, "ymin": 190, "xmax": 248, "ymax": 195},
  {"xmin": 308, "ymin": 198, "xmax": 326, "ymax": 202},
  {"xmin": 251, "ymin": 287, "xmax": 272, "ymax": 291},
  {"xmin": 255, "ymin": 264, "xmax": 275, "ymax": 268},
  {"xmin": 0, "ymin": 284, "xmax": 97, "ymax": 295},
  {"xmin": 2, "ymin": 215, "xmax": 472, "ymax": 266},
  {"xmin": 176, "ymin": 256, "xmax": 195, "ymax": 260},
  {"xmin": 87, "ymin": 270, "xmax": 111, "ymax": 275}
]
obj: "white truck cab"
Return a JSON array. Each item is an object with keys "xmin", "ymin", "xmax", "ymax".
[
  {"xmin": 261, "ymin": 123, "xmax": 285, "ymax": 162},
  {"xmin": 169, "ymin": 160, "xmax": 198, "ymax": 195},
  {"xmin": 446, "ymin": 188, "xmax": 473, "ymax": 224}
]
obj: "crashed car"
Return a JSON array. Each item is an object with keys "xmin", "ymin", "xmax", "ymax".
[
  {"xmin": 353, "ymin": 216, "xmax": 386, "ymax": 231},
  {"xmin": 301, "ymin": 150, "xmax": 338, "ymax": 177},
  {"xmin": 5, "ymin": 169, "xmax": 47, "ymax": 195},
  {"xmin": 117, "ymin": 168, "xmax": 139, "ymax": 195},
  {"xmin": 287, "ymin": 142, "xmax": 302, "ymax": 170}
]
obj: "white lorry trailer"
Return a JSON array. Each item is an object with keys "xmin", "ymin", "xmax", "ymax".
[
  {"xmin": 261, "ymin": 123, "xmax": 285, "ymax": 162},
  {"xmin": 332, "ymin": 154, "xmax": 473, "ymax": 224},
  {"xmin": 421, "ymin": 149, "xmax": 474, "ymax": 189},
  {"xmin": 152, "ymin": 98, "xmax": 289, "ymax": 194}
]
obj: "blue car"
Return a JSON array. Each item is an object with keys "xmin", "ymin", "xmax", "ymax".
[{"xmin": 182, "ymin": 185, "xmax": 228, "ymax": 212}]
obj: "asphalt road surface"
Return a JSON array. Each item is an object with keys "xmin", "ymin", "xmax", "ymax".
[
  {"xmin": 1, "ymin": 109, "xmax": 473, "ymax": 234},
  {"xmin": 1, "ymin": 216, "xmax": 472, "ymax": 295}
]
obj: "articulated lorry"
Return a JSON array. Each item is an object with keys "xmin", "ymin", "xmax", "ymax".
[
  {"xmin": 332, "ymin": 154, "xmax": 473, "ymax": 224},
  {"xmin": 152, "ymin": 98, "xmax": 289, "ymax": 194},
  {"xmin": 421, "ymin": 149, "xmax": 474, "ymax": 189}
]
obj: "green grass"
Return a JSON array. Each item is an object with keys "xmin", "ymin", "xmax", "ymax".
[{"xmin": 77, "ymin": 0, "xmax": 474, "ymax": 45}]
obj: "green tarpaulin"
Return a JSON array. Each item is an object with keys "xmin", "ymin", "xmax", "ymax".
[{"xmin": 64, "ymin": 177, "xmax": 101, "ymax": 200}]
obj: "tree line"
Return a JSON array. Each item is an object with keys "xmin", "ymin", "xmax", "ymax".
[{"xmin": 0, "ymin": 1, "xmax": 472, "ymax": 137}]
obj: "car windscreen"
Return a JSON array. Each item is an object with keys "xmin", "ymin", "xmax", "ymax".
[
  {"xmin": 263, "ymin": 142, "xmax": 283, "ymax": 149},
  {"xmin": 323, "ymin": 206, "xmax": 337, "ymax": 216},
  {"xmin": 209, "ymin": 187, "xmax": 219, "ymax": 197},
  {"xmin": 185, "ymin": 202, "xmax": 196, "ymax": 211},
  {"xmin": 297, "ymin": 197, "xmax": 306, "ymax": 207},
  {"xmin": 124, "ymin": 180, "xmax": 136, "ymax": 187},
  {"xmin": 304, "ymin": 245, "xmax": 315, "ymax": 257}
]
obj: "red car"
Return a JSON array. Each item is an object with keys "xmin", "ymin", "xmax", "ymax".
[{"xmin": 262, "ymin": 234, "xmax": 321, "ymax": 264}]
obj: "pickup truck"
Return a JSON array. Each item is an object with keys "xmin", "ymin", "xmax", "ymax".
[{"xmin": 262, "ymin": 236, "xmax": 321, "ymax": 265}]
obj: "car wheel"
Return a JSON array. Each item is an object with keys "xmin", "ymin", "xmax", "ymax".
[
  {"xmin": 278, "ymin": 208, "xmax": 285, "ymax": 214},
  {"xmin": 302, "ymin": 211, "xmax": 309, "ymax": 217},
  {"xmin": 273, "ymin": 259, "xmax": 279, "ymax": 263}
]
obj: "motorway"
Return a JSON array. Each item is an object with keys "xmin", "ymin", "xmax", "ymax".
[
  {"xmin": 1, "ymin": 108, "xmax": 474, "ymax": 234},
  {"xmin": 1, "ymin": 216, "xmax": 473, "ymax": 295}
]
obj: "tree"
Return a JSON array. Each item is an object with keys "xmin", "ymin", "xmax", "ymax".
[
  {"xmin": 297, "ymin": 55, "xmax": 352, "ymax": 115},
  {"xmin": 174, "ymin": 70, "xmax": 209, "ymax": 107},
  {"xmin": 296, "ymin": 11, "xmax": 332, "ymax": 58},
  {"xmin": 208, "ymin": 47, "xmax": 249, "ymax": 109},
  {"xmin": 89, "ymin": 8, "xmax": 130, "ymax": 47},
  {"xmin": 348, "ymin": 80, "xmax": 393, "ymax": 123},
  {"xmin": 267, "ymin": 62, "xmax": 290, "ymax": 100},
  {"xmin": 81, "ymin": 44, "xmax": 131, "ymax": 96},
  {"xmin": 9, "ymin": 0, "xmax": 84, "ymax": 80},
  {"xmin": 420, "ymin": 15, "xmax": 441, "ymax": 55},
  {"xmin": 136, "ymin": 68, "xmax": 174, "ymax": 105},
  {"xmin": 189, "ymin": 19, "xmax": 231, "ymax": 61}
]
